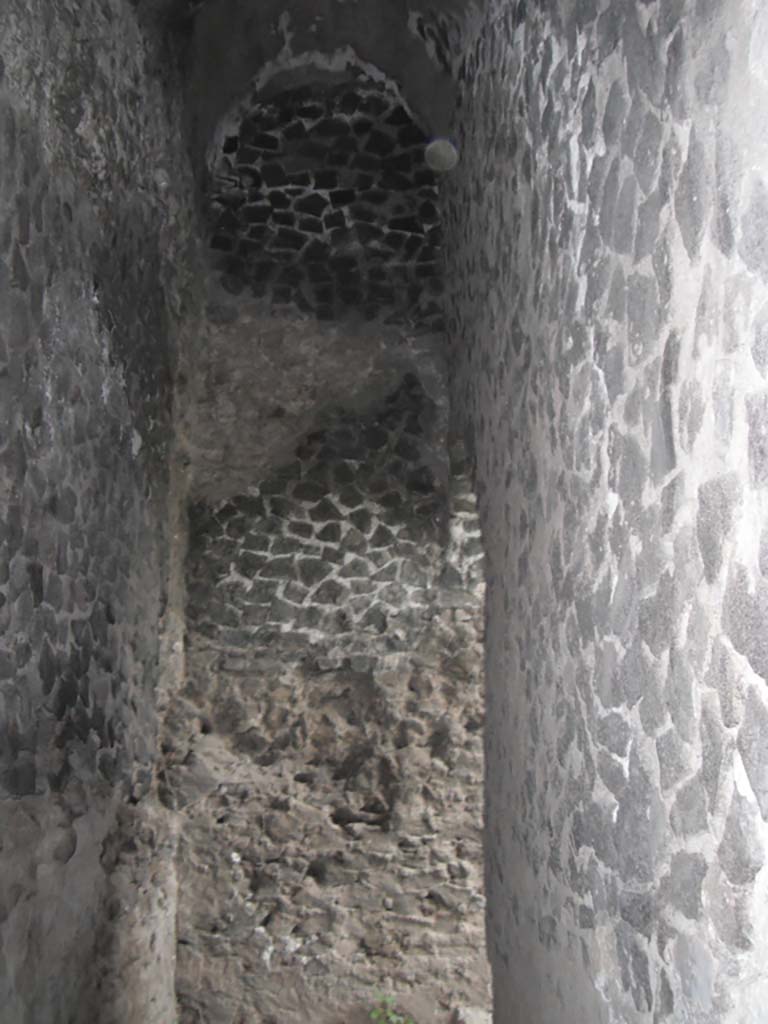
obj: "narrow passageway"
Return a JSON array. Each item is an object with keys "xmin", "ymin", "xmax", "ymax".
[
  {"xmin": 162, "ymin": 64, "xmax": 491, "ymax": 1021},
  {"xmin": 2, "ymin": 2, "xmax": 768, "ymax": 1023}
]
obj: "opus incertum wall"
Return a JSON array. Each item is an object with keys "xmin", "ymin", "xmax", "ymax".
[
  {"xmin": 445, "ymin": 1, "xmax": 768, "ymax": 1023},
  {"xmin": 163, "ymin": 378, "xmax": 491, "ymax": 1021},
  {"xmin": 207, "ymin": 81, "xmax": 444, "ymax": 330},
  {"xmin": 185, "ymin": 376, "xmax": 447, "ymax": 652},
  {"xmin": 0, "ymin": 0, "xmax": 199, "ymax": 1021}
]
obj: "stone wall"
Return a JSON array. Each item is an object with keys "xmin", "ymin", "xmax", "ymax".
[
  {"xmin": 0, "ymin": 2, "xmax": 199, "ymax": 1020},
  {"xmin": 208, "ymin": 78, "xmax": 443, "ymax": 330},
  {"xmin": 445, "ymin": 1, "xmax": 768, "ymax": 1022},
  {"xmin": 162, "ymin": 378, "xmax": 490, "ymax": 1023},
  {"xmin": 180, "ymin": 0, "xmax": 463, "ymax": 177}
]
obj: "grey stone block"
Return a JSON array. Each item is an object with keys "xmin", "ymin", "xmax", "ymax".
[
  {"xmin": 696, "ymin": 473, "xmax": 741, "ymax": 583},
  {"xmin": 627, "ymin": 273, "xmax": 661, "ymax": 365},
  {"xmin": 746, "ymin": 391, "xmax": 768, "ymax": 487},
  {"xmin": 675, "ymin": 128, "xmax": 709, "ymax": 260},
  {"xmin": 661, "ymin": 851, "xmax": 707, "ymax": 920},
  {"xmin": 737, "ymin": 687, "xmax": 768, "ymax": 819},
  {"xmin": 718, "ymin": 792, "xmax": 765, "ymax": 885}
]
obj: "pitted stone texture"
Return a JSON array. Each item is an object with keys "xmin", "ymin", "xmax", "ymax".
[
  {"xmin": 0, "ymin": 1, "xmax": 201, "ymax": 1020},
  {"xmin": 444, "ymin": 1, "xmax": 768, "ymax": 1022},
  {"xmin": 184, "ymin": 375, "xmax": 481, "ymax": 658},
  {"xmin": 167, "ymin": 404, "xmax": 489, "ymax": 1021},
  {"xmin": 208, "ymin": 81, "xmax": 443, "ymax": 331}
]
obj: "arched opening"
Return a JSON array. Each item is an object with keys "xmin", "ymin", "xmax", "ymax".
[{"xmin": 207, "ymin": 74, "xmax": 443, "ymax": 329}]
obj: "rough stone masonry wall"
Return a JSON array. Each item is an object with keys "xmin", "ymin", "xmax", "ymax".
[
  {"xmin": 162, "ymin": 377, "xmax": 491, "ymax": 1023},
  {"xmin": 0, "ymin": 2, "xmax": 199, "ymax": 1021},
  {"xmin": 445, "ymin": 1, "xmax": 768, "ymax": 1022},
  {"xmin": 208, "ymin": 79, "xmax": 443, "ymax": 330}
]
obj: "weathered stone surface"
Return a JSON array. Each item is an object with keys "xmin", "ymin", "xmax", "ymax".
[
  {"xmin": 635, "ymin": 112, "xmax": 663, "ymax": 196},
  {"xmin": 739, "ymin": 179, "xmax": 768, "ymax": 279},
  {"xmin": 737, "ymin": 688, "xmax": 768, "ymax": 820},
  {"xmin": 718, "ymin": 792, "xmax": 765, "ymax": 885},
  {"xmin": 705, "ymin": 638, "xmax": 745, "ymax": 728},
  {"xmin": 207, "ymin": 81, "xmax": 442, "ymax": 331},
  {"xmin": 746, "ymin": 391, "xmax": 768, "ymax": 487},
  {"xmin": 675, "ymin": 127, "xmax": 709, "ymax": 260},
  {"xmin": 697, "ymin": 474, "xmax": 741, "ymax": 582},
  {"xmin": 753, "ymin": 301, "xmax": 768, "ymax": 377},
  {"xmin": 670, "ymin": 775, "xmax": 709, "ymax": 836},
  {"xmin": 627, "ymin": 272, "xmax": 661, "ymax": 365},
  {"xmin": 441, "ymin": 3, "xmax": 768, "ymax": 1018},
  {"xmin": 615, "ymin": 920, "xmax": 653, "ymax": 1012},
  {"xmin": 660, "ymin": 851, "xmax": 707, "ymax": 920},
  {"xmin": 616, "ymin": 748, "xmax": 666, "ymax": 884},
  {"xmin": 723, "ymin": 564, "xmax": 768, "ymax": 681},
  {"xmin": 5, "ymin": 0, "xmax": 768, "ymax": 1022},
  {"xmin": 0, "ymin": 0, "xmax": 201, "ymax": 1019},
  {"xmin": 173, "ymin": 381, "xmax": 488, "ymax": 1019},
  {"xmin": 656, "ymin": 728, "xmax": 689, "ymax": 792}
]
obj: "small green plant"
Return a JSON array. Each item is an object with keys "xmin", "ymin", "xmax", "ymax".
[{"xmin": 370, "ymin": 993, "xmax": 416, "ymax": 1024}]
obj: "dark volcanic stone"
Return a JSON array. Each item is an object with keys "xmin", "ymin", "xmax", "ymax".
[
  {"xmin": 603, "ymin": 82, "xmax": 627, "ymax": 148},
  {"xmin": 314, "ymin": 170, "xmax": 337, "ymax": 189},
  {"xmin": 752, "ymin": 302, "xmax": 768, "ymax": 377},
  {"xmin": 666, "ymin": 645, "xmax": 696, "ymax": 743},
  {"xmin": 656, "ymin": 728, "xmax": 688, "ymax": 791},
  {"xmin": 718, "ymin": 792, "xmax": 765, "ymax": 885},
  {"xmin": 714, "ymin": 132, "xmax": 739, "ymax": 257},
  {"xmin": 665, "ymin": 27, "xmax": 688, "ymax": 120},
  {"xmin": 661, "ymin": 852, "xmax": 707, "ymax": 920},
  {"xmin": 619, "ymin": 890, "xmax": 654, "ymax": 939},
  {"xmin": 723, "ymin": 564, "xmax": 768, "ymax": 681},
  {"xmin": 675, "ymin": 128, "xmax": 709, "ymax": 260},
  {"xmin": 701, "ymin": 702, "xmax": 725, "ymax": 812},
  {"xmin": 3, "ymin": 759, "xmax": 36, "ymax": 796},
  {"xmin": 739, "ymin": 180, "xmax": 768, "ymax": 280},
  {"xmin": 310, "ymin": 498, "xmax": 343, "ymax": 523},
  {"xmin": 615, "ymin": 748, "xmax": 665, "ymax": 884},
  {"xmin": 634, "ymin": 187, "xmax": 663, "ymax": 262},
  {"xmin": 314, "ymin": 579, "xmax": 345, "ymax": 604},
  {"xmin": 624, "ymin": 9, "xmax": 664, "ymax": 105},
  {"xmin": 268, "ymin": 190, "xmax": 290, "ymax": 210},
  {"xmin": 389, "ymin": 216, "xmax": 422, "ymax": 234},
  {"xmin": 635, "ymin": 113, "xmax": 662, "ymax": 196},
  {"xmin": 737, "ymin": 687, "xmax": 768, "ymax": 820},
  {"xmin": 614, "ymin": 177, "xmax": 637, "ymax": 255},
  {"xmin": 670, "ymin": 776, "xmax": 708, "ymax": 836},
  {"xmin": 27, "ymin": 562, "xmax": 44, "ymax": 606},
  {"xmin": 314, "ymin": 117, "xmax": 350, "ymax": 138},
  {"xmin": 252, "ymin": 132, "xmax": 280, "ymax": 151},
  {"xmin": 38, "ymin": 637, "xmax": 58, "ymax": 695},
  {"xmin": 627, "ymin": 273, "xmax": 660, "ymax": 365},
  {"xmin": 329, "ymin": 188, "xmax": 355, "ymax": 207},
  {"xmin": 262, "ymin": 164, "xmax": 287, "ymax": 187},
  {"xmin": 365, "ymin": 130, "xmax": 396, "ymax": 157},
  {"xmin": 295, "ymin": 194, "xmax": 327, "ymax": 217},
  {"xmin": 296, "ymin": 558, "xmax": 332, "ymax": 587},
  {"xmin": 746, "ymin": 391, "xmax": 768, "ymax": 487},
  {"xmin": 298, "ymin": 216, "xmax": 324, "ymax": 235},
  {"xmin": 273, "ymin": 228, "xmax": 305, "ymax": 251},
  {"xmin": 696, "ymin": 473, "xmax": 741, "ymax": 582}
]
